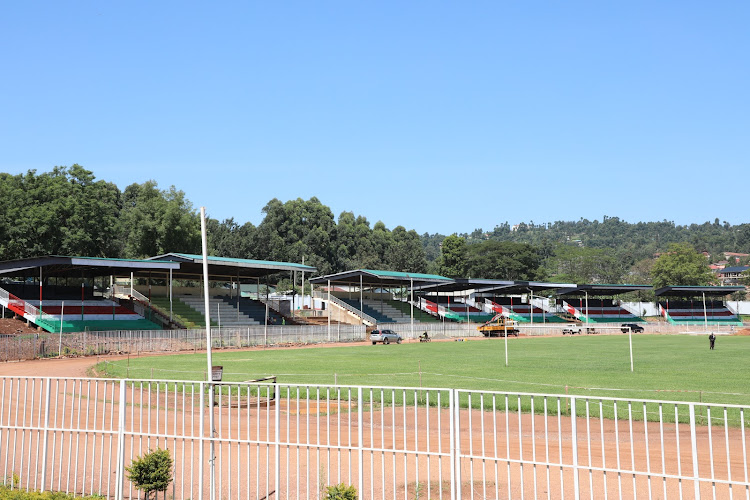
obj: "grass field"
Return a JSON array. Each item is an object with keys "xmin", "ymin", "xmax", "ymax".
[{"xmin": 97, "ymin": 334, "xmax": 750, "ymax": 407}]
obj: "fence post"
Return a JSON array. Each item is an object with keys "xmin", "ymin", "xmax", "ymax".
[
  {"xmin": 114, "ymin": 380, "xmax": 127, "ymax": 500},
  {"xmin": 689, "ymin": 403, "xmax": 701, "ymax": 499},
  {"xmin": 571, "ymin": 396, "xmax": 580, "ymax": 499},
  {"xmin": 275, "ymin": 382, "xmax": 280, "ymax": 495},
  {"xmin": 451, "ymin": 389, "xmax": 461, "ymax": 500},
  {"xmin": 40, "ymin": 378, "xmax": 52, "ymax": 491},
  {"xmin": 358, "ymin": 387, "xmax": 364, "ymax": 497}
]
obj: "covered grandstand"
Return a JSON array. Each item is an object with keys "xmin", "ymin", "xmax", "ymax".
[
  {"xmin": 308, "ymin": 269, "xmax": 452, "ymax": 329},
  {"xmin": 0, "ymin": 254, "xmax": 315, "ymax": 333},
  {"xmin": 654, "ymin": 285, "xmax": 744, "ymax": 327},
  {"xmin": 555, "ymin": 284, "xmax": 651, "ymax": 324}
]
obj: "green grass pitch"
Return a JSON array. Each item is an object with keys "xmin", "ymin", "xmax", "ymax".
[{"xmin": 97, "ymin": 334, "xmax": 750, "ymax": 407}]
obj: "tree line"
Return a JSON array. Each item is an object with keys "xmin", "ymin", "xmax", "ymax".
[{"xmin": 1, "ymin": 166, "xmax": 747, "ymax": 290}]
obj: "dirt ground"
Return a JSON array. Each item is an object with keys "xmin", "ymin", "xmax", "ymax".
[{"xmin": 0, "ymin": 316, "xmax": 42, "ymax": 335}]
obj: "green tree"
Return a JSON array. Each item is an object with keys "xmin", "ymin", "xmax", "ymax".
[
  {"xmin": 387, "ymin": 226, "xmax": 427, "ymax": 273},
  {"xmin": 650, "ymin": 243, "xmax": 714, "ymax": 289},
  {"xmin": 546, "ymin": 245, "xmax": 625, "ymax": 284},
  {"xmin": 0, "ymin": 165, "xmax": 122, "ymax": 260},
  {"xmin": 465, "ymin": 240, "xmax": 544, "ymax": 280},
  {"xmin": 438, "ymin": 235, "xmax": 467, "ymax": 278},
  {"xmin": 119, "ymin": 181, "xmax": 201, "ymax": 258},
  {"xmin": 255, "ymin": 197, "xmax": 337, "ymax": 274}
]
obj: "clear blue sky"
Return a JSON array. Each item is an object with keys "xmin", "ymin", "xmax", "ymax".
[{"xmin": 2, "ymin": 2, "xmax": 748, "ymax": 235}]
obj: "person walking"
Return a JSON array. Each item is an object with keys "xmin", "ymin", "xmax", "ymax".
[{"xmin": 709, "ymin": 332, "xmax": 716, "ymax": 350}]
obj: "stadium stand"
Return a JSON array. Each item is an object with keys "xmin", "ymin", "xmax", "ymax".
[
  {"xmin": 25, "ymin": 300, "xmax": 161, "ymax": 332},
  {"xmin": 338, "ymin": 297, "xmax": 396, "ymax": 323},
  {"xmin": 658, "ymin": 300, "xmax": 743, "ymax": 326},
  {"xmin": 562, "ymin": 298, "xmax": 644, "ymax": 323},
  {"xmin": 176, "ymin": 295, "xmax": 286, "ymax": 326},
  {"xmin": 486, "ymin": 297, "xmax": 567, "ymax": 323}
]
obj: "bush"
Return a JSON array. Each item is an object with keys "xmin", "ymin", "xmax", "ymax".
[
  {"xmin": 324, "ymin": 483, "xmax": 357, "ymax": 500},
  {"xmin": 125, "ymin": 448, "xmax": 173, "ymax": 500}
]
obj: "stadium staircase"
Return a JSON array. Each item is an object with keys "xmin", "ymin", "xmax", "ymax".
[{"xmin": 658, "ymin": 301, "xmax": 743, "ymax": 326}]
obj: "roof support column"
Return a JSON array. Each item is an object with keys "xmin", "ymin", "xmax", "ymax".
[
  {"xmin": 237, "ymin": 271, "xmax": 240, "ymax": 323},
  {"xmin": 410, "ymin": 278, "xmax": 414, "ymax": 339},
  {"xmin": 327, "ymin": 279, "xmax": 331, "ymax": 341},
  {"xmin": 703, "ymin": 291, "xmax": 708, "ymax": 331},
  {"xmin": 169, "ymin": 269, "xmax": 173, "ymax": 322},
  {"xmin": 39, "ymin": 267, "xmax": 43, "ymax": 314},
  {"xmin": 585, "ymin": 290, "xmax": 589, "ymax": 326},
  {"xmin": 530, "ymin": 289, "xmax": 534, "ymax": 326},
  {"xmin": 359, "ymin": 275, "xmax": 363, "ymax": 317}
]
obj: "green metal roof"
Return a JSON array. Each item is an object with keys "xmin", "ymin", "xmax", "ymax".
[
  {"xmin": 360, "ymin": 269, "xmax": 451, "ymax": 281},
  {"xmin": 309, "ymin": 269, "xmax": 451, "ymax": 286},
  {"xmin": 171, "ymin": 253, "xmax": 316, "ymax": 271}
]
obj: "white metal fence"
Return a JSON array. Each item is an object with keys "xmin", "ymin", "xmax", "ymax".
[
  {"xmin": 0, "ymin": 325, "xmax": 368, "ymax": 362},
  {"xmin": 0, "ymin": 376, "xmax": 748, "ymax": 499}
]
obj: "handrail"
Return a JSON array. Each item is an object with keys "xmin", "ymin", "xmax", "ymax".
[
  {"xmin": 0, "ymin": 286, "xmax": 59, "ymax": 329},
  {"xmin": 326, "ymin": 294, "xmax": 378, "ymax": 325}
]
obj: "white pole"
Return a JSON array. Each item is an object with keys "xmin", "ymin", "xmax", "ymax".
[
  {"xmin": 200, "ymin": 206, "xmax": 216, "ymax": 500},
  {"xmin": 327, "ymin": 279, "xmax": 331, "ymax": 341},
  {"xmin": 585, "ymin": 291, "xmax": 589, "ymax": 327},
  {"xmin": 217, "ymin": 302, "xmax": 221, "ymax": 330},
  {"xmin": 530, "ymin": 289, "xmax": 534, "ymax": 325},
  {"xmin": 169, "ymin": 268, "xmax": 173, "ymax": 322},
  {"xmin": 504, "ymin": 320, "xmax": 508, "ymax": 367},
  {"xmin": 629, "ymin": 326, "xmax": 634, "ymax": 372},
  {"xmin": 58, "ymin": 301, "xmax": 64, "ymax": 356},
  {"xmin": 703, "ymin": 291, "xmax": 708, "ymax": 332},
  {"xmin": 410, "ymin": 278, "xmax": 414, "ymax": 339},
  {"xmin": 130, "ymin": 272, "xmax": 133, "ymax": 297}
]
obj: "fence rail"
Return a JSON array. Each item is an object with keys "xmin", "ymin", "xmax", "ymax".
[{"xmin": 0, "ymin": 376, "xmax": 748, "ymax": 499}]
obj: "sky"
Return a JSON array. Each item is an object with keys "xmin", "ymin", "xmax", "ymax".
[{"xmin": 1, "ymin": 1, "xmax": 748, "ymax": 235}]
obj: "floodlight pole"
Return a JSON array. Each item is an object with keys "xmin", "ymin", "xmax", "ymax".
[{"xmin": 200, "ymin": 206, "xmax": 216, "ymax": 500}]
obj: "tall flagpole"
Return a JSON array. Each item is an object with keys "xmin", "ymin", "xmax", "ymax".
[{"xmin": 200, "ymin": 207, "xmax": 216, "ymax": 500}]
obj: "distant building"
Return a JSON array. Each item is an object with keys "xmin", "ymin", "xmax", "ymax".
[
  {"xmin": 716, "ymin": 266, "xmax": 749, "ymax": 286},
  {"xmin": 724, "ymin": 252, "xmax": 750, "ymax": 263}
]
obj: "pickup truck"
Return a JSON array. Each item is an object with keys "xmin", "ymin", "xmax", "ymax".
[{"xmin": 562, "ymin": 324, "xmax": 582, "ymax": 335}]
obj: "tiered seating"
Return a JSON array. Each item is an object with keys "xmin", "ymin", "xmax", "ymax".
[
  {"xmin": 487, "ymin": 297, "xmax": 566, "ymax": 323},
  {"xmin": 221, "ymin": 296, "xmax": 285, "ymax": 325},
  {"xmin": 27, "ymin": 300, "xmax": 161, "ymax": 332},
  {"xmin": 430, "ymin": 297, "xmax": 493, "ymax": 323},
  {"xmin": 387, "ymin": 300, "xmax": 440, "ymax": 322},
  {"xmin": 178, "ymin": 295, "xmax": 286, "ymax": 326},
  {"xmin": 659, "ymin": 301, "xmax": 742, "ymax": 326},
  {"xmin": 339, "ymin": 297, "xmax": 395, "ymax": 323},
  {"xmin": 562, "ymin": 299, "xmax": 644, "ymax": 324}
]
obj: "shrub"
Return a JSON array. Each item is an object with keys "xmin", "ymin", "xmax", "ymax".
[
  {"xmin": 0, "ymin": 484, "xmax": 104, "ymax": 499},
  {"xmin": 125, "ymin": 448, "xmax": 173, "ymax": 500},
  {"xmin": 324, "ymin": 483, "xmax": 357, "ymax": 500}
]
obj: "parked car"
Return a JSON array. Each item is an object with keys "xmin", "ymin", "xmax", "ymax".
[
  {"xmin": 621, "ymin": 323, "xmax": 644, "ymax": 333},
  {"xmin": 371, "ymin": 329, "xmax": 402, "ymax": 345},
  {"xmin": 562, "ymin": 324, "xmax": 582, "ymax": 335}
]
